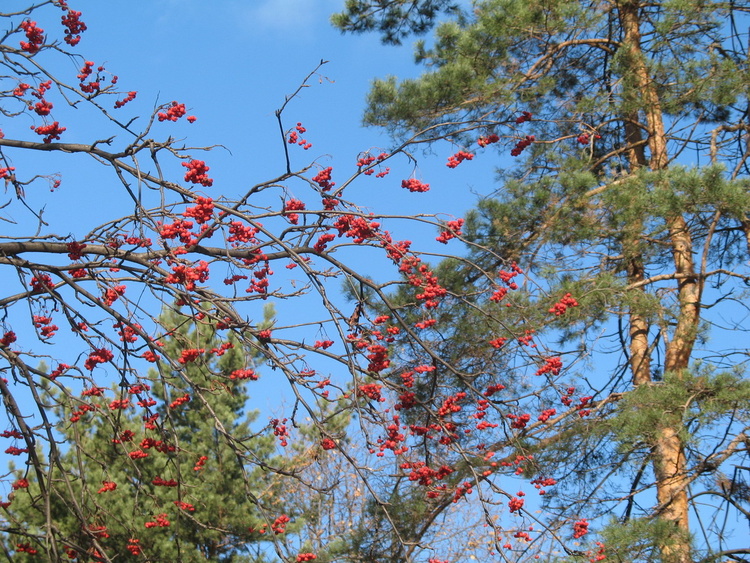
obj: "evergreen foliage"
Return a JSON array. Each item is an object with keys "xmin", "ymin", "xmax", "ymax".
[
  {"xmin": 4, "ymin": 305, "xmax": 281, "ymax": 562},
  {"xmin": 335, "ymin": 0, "xmax": 750, "ymax": 560}
]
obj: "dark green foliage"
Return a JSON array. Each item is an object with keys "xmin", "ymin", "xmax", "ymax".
[
  {"xmin": 332, "ymin": 0, "xmax": 462, "ymax": 45},
  {"xmin": 3, "ymin": 306, "xmax": 281, "ymax": 562}
]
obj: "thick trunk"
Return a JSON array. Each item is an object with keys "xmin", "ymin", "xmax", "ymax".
[{"xmin": 619, "ymin": 3, "xmax": 696, "ymax": 561}]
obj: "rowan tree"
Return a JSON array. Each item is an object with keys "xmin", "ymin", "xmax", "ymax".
[
  {"xmin": 0, "ymin": 2, "xmax": 591, "ymax": 562},
  {"xmin": 333, "ymin": 0, "xmax": 750, "ymax": 561}
]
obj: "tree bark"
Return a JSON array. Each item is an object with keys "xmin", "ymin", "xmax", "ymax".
[{"xmin": 619, "ymin": 2, "xmax": 695, "ymax": 560}]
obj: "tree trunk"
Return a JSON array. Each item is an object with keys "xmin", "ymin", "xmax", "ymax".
[{"xmin": 619, "ymin": 2, "xmax": 695, "ymax": 561}]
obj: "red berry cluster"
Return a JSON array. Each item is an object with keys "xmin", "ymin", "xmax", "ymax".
[
  {"xmin": 125, "ymin": 539, "xmax": 141, "ymax": 556},
  {"xmin": 312, "ymin": 166, "xmax": 334, "ymax": 190},
  {"xmin": 30, "ymin": 274, "xmax": 53, "ymax": 293},
  {"xmin": 32, "ymin": 122, "xmax": 66, "ymax": 143},
  {"xmin": 271, "ymin": 418, "xmax": 288, "ymax": 447},
  {"xmin": 182, "ymin": 159, "xmax": 213, "ymax": 187},
  {"xmin": 436, "ymin": 218, "xmax": 464, "ymax": 244},
  {"xmin": 537, "ymin": 408, "xmax": 557, "ymax": 422},
  {"xmin": 84, "ymin": 348, "xmax": 113, "ymax": 370},
  {"xmin": 356, "ymin": 151, "xmax": 389, "ymax": 175},
  {"xmin": 158, "ymin": 101, "xmax": 187, "ymax": 122},
  {"xmin": 33, "ymin": 315, "xmax": 58, "ymax": 339},
  {"xmin": 535, "ymin": 356, "xmax": 563, "ymax": 376},
  {"xmin": 507, "ymin": 412, "xmax": 531, "ymax": 429},
  {"xmin": 477, "ymin": 133, "xmax": 500, "ymax": 147},
  {"xmin": 283, "ymin": 198, "xmax": 306, "ymax": 225},
  {"xmin": 401, "ymin": 178, "xmax": 430, "ymax": 192},
  {"xmin": 19, "ymin": 20, "xmax": 44, "ymax": 54},
  {"xmin": 550, "ymin": 293, "xmax": 579, "ymax": 316},
  {"xmin": 77, "ymin": 61, "xmax": 102, "ymax": 94},
  {"xmin": 577, "ymin": 133, "xmax": 601, "ymax": 145},
  {"xmin": 60, "ymin": 6, "xmax": 87, "ymax": 46},
  {"xmin": 97, "ymin": 481, "xmax": 117, "ymax": 493},
  {"xmin": 508, "ymin": 495, "xmax": 525, "ymax": 512},
  {"xmin": 515, "ymin": 111, "xmax": 533, "ymax": 124},
  {"xmin": 144, "ymin": 514, "xmax": 170, "ymax": 528},
  {"xmin": 0, "ymin": 166, "xmax": 16, "ymax": 180},
  {"xmin": 511, "ymin": 135, "xmax": 535, "ymax": 156},
  {"xmin": 102, "ymin": 284, "xmax": 126, "ymax": 306},
  {"xmin": 230, "ymin": 369, "xmax": 258, "ymax": 380},
  {"xmin": 177, "ymin": 348, "xmax": 203, "ymax": 364},
  {"xmin": 0, "ymin": 332, "xmax": 17, "ymax": 347},
  {"xmin": 287, "ymin": 122, "xmax": 312, "ymax": 150},
  {"xmin": 573, "ymin": 519, "xmax": 589, "ymax": 538},
  {"xmin": 358, "ymin": 383, "xmax": 384, "ymax": 402},
  {"xmin": 446, "ymin": 150, "xmax": 474, "ymax": 168},
  {"xmin": 114, "ymin": 91, "xmax": 137, "ymax": 109},
  {"xmin": 183, "ymin": 196, "xmax": 214, "ymax": 223}
]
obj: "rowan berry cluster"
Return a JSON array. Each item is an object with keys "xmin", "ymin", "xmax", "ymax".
[
  {"xmin": 0, "ymin": 166, "xmax": 15, "ymax": 180},
  {"xmin": 535, "ymin": 356, "xmax": 563, "ymax": 376},
  {"xmin": 271, "ymin": 514, "xmax": 290, "ymax": 534},
  {"xmin": 158, "ymin": 101, "xmax": 187, "ymax": 121},
  {"xmin": 77, "ymin": 61, "xmax": 102, "ymax": 94},
  {"xmin": 182, "ymin": 159, "xmax": 213, "ymax": 187},
  {"xmin": 177, "ymin": 348, "xmax": 204, "ymax": 364},
  {"xmin": 358, "ymin": 383, "xmax": 384, "ymax": 402},
  {"xmin": 577, "ymin": 133, "xmax": 601, "ymax": 144},
  {"xmin": 144, "ymin": 514, "xmax": 170, "ymax": 528},
  {"xmin": 477, "ymin": 133, "xmax": 500, "ymax": 147},
  {"xmin": 401, "ymin": 178, "xmax": 430, "ymax": 192},
  {"xmin": 436, "ymin": 218, "xmax": 464, "ymax": 243},
  {"xmin": 549, "ymin": 293, "xmax": 579, "ymax": 316},
  {"xmin": 84, "ymin": 348, "xmax": 113, "ymax": 370},
  {"xmin": 59, "ymin": 4, "xmax": 87, "ymax": 46},
  {"xmin": 102, "ymin": 284, "xmax": 126, "ymax": 306},
  {"xmin": 33, "ymin": 315, "xmax": 58, "ymax": 339},
  {"xmin": 19, "ymin": 20, "xmax": 44, "ymax": 54},
  {"xmin": 572, "ymin": 519, "xmax": 590, "ymax": 538},
  {"xmin": 283, "ymin": 198, "xmax": 306, "ymax": 224},
  {"xmin": 183, "ymin": 196, "xmax": 214, "ymax": 223},
  {"xmin": 114, "ymin": 91, "xmax": 137, "ymax": 108},
  {"xmin": 271, "ymin": 418, "xmax": 289, "ymax": 447},
  {"xmin": 230, "ymin": 369, "xmax": 258, "ymax": 380},
  {"xmin": 537, "ymin": 408, "xmax": 557, "ymax": 422},
  {"xmin": 508, "ymin": 496, "xmax": 525, "ymax": 512},
  {"xmin": 312, "ymin": 166, "xmax": 334, "ymax": 189},
  {"xmin": 124, "ymin": 540, "xmax": 142, "ymax": 556},
  {"xmin": 32, "ymin": 121, "xmax": 66, "ymax": 143},
  {"xmin": 446, "ymin": 150, "xmax": 474, "ymax": 168},
  {"xmin": 507, "ymin": 412, "xmax": 531, "ymax": 429},
  {"xmin": 357, "ymin": 151, "xmax": 389, "ymax": 175},
  {"xmin": 511, "ymin": 135, "xmax": 535, "ymax": 156},
  {"xmin": 287, "ymin": 122, "xmax": 312, "ymax": 149},
  {"xmin": 97, "ymin": 481, "xmax": 117, "ymax": 493}
]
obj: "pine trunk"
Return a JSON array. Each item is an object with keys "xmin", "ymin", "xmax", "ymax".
[{"xmin": 619, "ymin": 2, "xmax": 694, "ymax": 560}]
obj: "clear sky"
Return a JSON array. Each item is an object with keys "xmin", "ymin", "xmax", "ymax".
[{"xmin": 2, "ymin": 1, "xmax": 503, "ymax": 423}]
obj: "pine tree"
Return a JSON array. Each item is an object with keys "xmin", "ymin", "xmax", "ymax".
[
  {"xmin": 334, "ymin": 1, "xmax": 750, "ymax": 561},
  {"xmin": 3, "ymin": 305, "xmax": 284, "ymax": 562}
]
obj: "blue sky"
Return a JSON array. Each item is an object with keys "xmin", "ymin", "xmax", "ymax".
[{"xmin": 2, "ymin": 1, "xmax": 504, "ymax": 421}]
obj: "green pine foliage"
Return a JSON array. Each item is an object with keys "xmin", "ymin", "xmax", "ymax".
[
  {"xmin": 3, "ymin": 305, "xmax": 283, "ymax": 562},
  {"xmin": 335, "ymin": 0, "xmax": 750, "ymax": 559}
]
